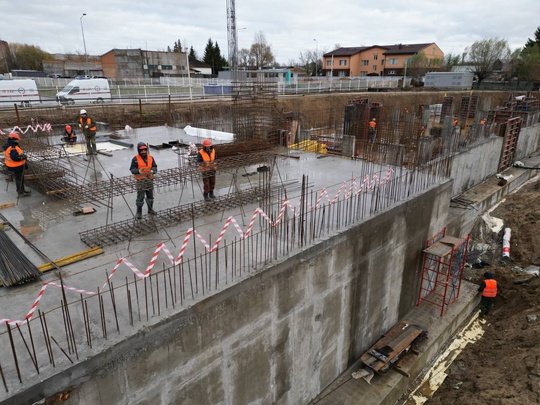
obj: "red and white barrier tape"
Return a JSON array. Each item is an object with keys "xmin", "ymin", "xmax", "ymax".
[
  {"xmin": 0, "ymin": 171, "xmax": 394, "ymax": 326},
  {"xmin": 0, "ymin": 123, "xmax": 53, "ymax": 136}
]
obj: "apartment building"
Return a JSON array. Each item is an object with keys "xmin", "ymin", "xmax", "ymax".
[{"xmin": 322, "ymin": 43, "xmax": 444, "ymax": 77}]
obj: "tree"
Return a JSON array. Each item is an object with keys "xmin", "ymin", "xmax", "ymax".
[
  {"xmin": 465, "ymin": 38, "xmax": 510, "ymax": 83},
  {"xmin": 524, "ymin": 26, "xmax": 540, "ymax": 49},
  {"xmin": 189, "ymin": 46, "xmax": 197, "ymax": 61},
  {"xmin": 238, "ymin": 48, "xmax": 252, "ymax": 67},
  {"xmin": 443, "ymin": 53, "xmax": 461, "ymax": 71},
  {"xmin": 172, "ymin": 39, "xmax": 183, "ymax": 53},
  {"xmin": 202, "ymin": 38, "xmax": 227, "ymax": 75},
  {"xmin": 249, "ymin": 31, "xmax": 275, "ymax": 68},
  {"xmin": 516, "ymin": 44, "xmax": 540, "ymax": 82},
  {"xmin": 9, "ymin": 43, "xmax": 51, "ymax": 70}
]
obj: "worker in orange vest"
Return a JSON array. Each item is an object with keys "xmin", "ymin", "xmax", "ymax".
[
  {"xmin": 78, "ymin": 109, "xmax": 97, "ymax": 155},
  {"xmin": 198, "ymin": 139, "xmax": 217, "ymax": 201},
  {"xmin": 452, "ymin": 117, "xmax": 459, "ymax": 127},
  {"xmin": 130, "ymin": 142, "xmax": 157, "ymax": 219},
  {"xmin": 368, "ymin": 118, "xmax": 377, "ymax": 143},
  {"xmin": 63, "ymin": 124, "xmax": 77, "ymax": 145},
  {"xmin": 478, "ymin": 272, "xmax": 497, "ymax": 316},
  {"xmin": 2, "ymin": 132, "xmax": 30, "ymax": 197}
]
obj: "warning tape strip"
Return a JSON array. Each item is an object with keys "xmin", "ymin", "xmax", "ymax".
[
  {"xmin": 0, "ymin": 170, "xmax": 394, "ymax": 326},
  {"xmin": 0, "ymin": 123, "xmax": 53, "ymax": 135}
]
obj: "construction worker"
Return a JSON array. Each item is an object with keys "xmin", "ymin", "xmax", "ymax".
[
  {"xmin": 2, "ymin": 132, "xmax": 30, "ymax": 197},
  {"xmin": 479, "ymin": 118, "xmax": 487, "ymax": 126},
  {"xmin": 368, "ymin": 118, "xmax": 377, "ymax": 143},
  {"xmin": 63, "ymin": 124, "xmax": 77, "ymax": 145},
  {"xmin": 452, "ymin": 117, "xmax": 459, "ymax": 127},
  {"xmin": 478, "ymin": 272, "xmax": 497, "ymax": 316},
  {"xmin": 198, "ymin": 139, "xmax": 217, "ymax": 201},
  {"xmin": 130, "ymin": 142, "xmax": 157, "ymax": 219},
  {"xmin": 78, "ymin": 109, "xmax": 97, "ymax": 155}
]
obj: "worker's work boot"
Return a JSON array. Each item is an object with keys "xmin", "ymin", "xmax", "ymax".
[
  {"xmin": 209, "ymin": 191, "xmax": 216, "ymax": 199},
  {"xmin": 148, "ymin": 200, "xmax": 157, "ymax": 215},
  {"xmin": 136, "ymin": 206, "xmax": 143, "ymax": 219},
  {"xmin": 18, "ymin": 191, "xmax": 31, "ymax": 198},
  {"xmin": 203, "ymin": 192, "xmax": 210, "ymax": 202}
]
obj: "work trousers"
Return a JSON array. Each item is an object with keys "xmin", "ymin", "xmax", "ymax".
[
  {"xmin": 136, "ymin": 180, "xmax": 154, "ymax": 208},
  {"xmin": 479, "ymin": 296, "xmax": 495, "ymax": 316},
  {"xmin": 85, "ymin": 133, "xmax": 97, "ymax": 155},
  {"xmin": 368, "ymin": 128, "xmax": 377, "ymax": 143},
  {"xmin": 9, "ymin": 166, "xmax": 25, "ymax": 194},
  {"xmin": 202, "ymin": 172, "xmax": 216, "ymax": 193}
]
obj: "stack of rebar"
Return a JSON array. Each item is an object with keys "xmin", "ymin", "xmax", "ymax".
[{"xmin": 0, "ymin": 229, "xmax": 41, "ymax": 286}]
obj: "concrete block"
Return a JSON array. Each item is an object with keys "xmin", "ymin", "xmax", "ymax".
[{"xmin": 276, "ymin": 263, "xmax": 307, "ymax": 319}]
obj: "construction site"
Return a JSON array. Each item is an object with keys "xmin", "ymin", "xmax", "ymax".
[{"xmin": 0, "ymin": 84, "xmax": 539, "ymax": 404}]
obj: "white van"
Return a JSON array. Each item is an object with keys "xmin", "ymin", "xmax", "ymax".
[
  {"xmin": 0, "ymin": 79, "xmax": 40, "ymax": 106},
  {"xmin": 56, "ymin": 78, "xmax": 111, "ymax": 105}
]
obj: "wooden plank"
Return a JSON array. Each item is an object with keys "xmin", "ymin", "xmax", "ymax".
[
  {"xmin": 423, "ymin": 241, "xmax": 453, "ymax": 257},
  {"xmin": 37, "ymin": 247, "xmax": 104, "ymax": 272},
  {"xmin": 0, "ymin": 201, "xmax": 16, "ymax": 210}
]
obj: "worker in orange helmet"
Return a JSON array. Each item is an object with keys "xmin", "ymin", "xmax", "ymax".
[
  {"xmin": 130, "ymin": 142, "xmax": 157, "ymax": 219},
  {"xmin": 368, "ymin": 118, "xmax": 377, "ymax": 143},
  {"xmin": 2, "ymin": 132, "xmax": 31, "ymax": 197},
  {"xmin": 63, "ymin": 124, "xmax": 77, "ymax": 145},
  {"xmin": 197, "ymin": 139, "xmax": 217, "ymax": 201},
  {"xmin": 478, "ymin": 272, "xmax": 497, "ymax": 316},
  {"xmin": 452, "ymin": 117, "xmax": 459, "ymax": 127}
]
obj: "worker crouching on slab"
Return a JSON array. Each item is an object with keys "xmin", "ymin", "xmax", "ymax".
[
  {"xmin": 63, "ymin": 124, "xmax": 77, "ymax": 145},
  {"xmin": 198, "ymin": 139, "xmax": 217, "ymax": 202},
  {"xmin": 78, "ymin": 109, "xmax": 97, "ymax": 155},
  {"xmin": 130, "ymin": 142, "xmax": 157, "ymax": 219},
  {"xmin": 3, "ymin": 132, "xmax": 31, "ymax": 197},
  {"xmin": 478, "ymin": 272, "xmax": 497, "ymax": 316}
]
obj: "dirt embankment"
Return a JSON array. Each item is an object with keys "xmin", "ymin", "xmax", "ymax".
[{"xmin": 427, "ymin": 177, "xmax": 540, "ymax": 404}]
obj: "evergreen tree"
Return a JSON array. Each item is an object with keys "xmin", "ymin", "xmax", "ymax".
[
  {"xmin": 202, "ymin": 39, "xmax": 228, "ymax": 75},
  {"xmin": 173, "ymin": 39, "xmax": 183, "ymax": 53},
  {"xmin": 524, "ymin": 27, "xmax": 540, "ymax": 49},
  {"xmin": 189, "ymin": 46, "xmax": 197, "ymax": 61}
]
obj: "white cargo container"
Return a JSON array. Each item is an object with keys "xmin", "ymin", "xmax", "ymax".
[
  {"xmin": 0, "ymin": 79, "xmax": 40, "ymax": 106},
  {"xmin": 56, "ymin": 78, "xmax": 111, "ymax": 105},
  {"xmin": 424, "ymin": 72, "xmax": 474, "ymax": 90}
]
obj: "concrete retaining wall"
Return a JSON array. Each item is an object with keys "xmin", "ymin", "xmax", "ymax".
[
  {"xmin": 449, "ymin": 136, "xmax": 503, "ymax": 197},
  {"xmin": 11, "ymin": 182, "xmax": 452, "ymax": 405},
  {"xmin": 516, "ymin": 123, "xmax": 540, "ymax": 160}
]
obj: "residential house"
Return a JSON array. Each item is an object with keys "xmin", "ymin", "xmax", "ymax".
[{"xmin": 323, "ymin": 43, "xmax": 444, "ymax": 77}]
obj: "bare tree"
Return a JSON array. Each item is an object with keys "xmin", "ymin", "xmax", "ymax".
[
  {"xmin": 443, "ymin": 53, "xmax": 461, "ymax": 71},
  {"xmin": 238, "ymin": 48, "xmax": 252, "ymax": 67},
  {"xmin": 465, "ymin": 38, "xmax": 510, "ymax": 83},
  {"xmin": 249, "ymin": 31, "xmax": 275, "ymax": 68}
]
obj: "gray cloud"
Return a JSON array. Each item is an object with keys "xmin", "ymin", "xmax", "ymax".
[{"xmin": 0, "ymin": 0, "xmax": 538, "ymax": 62}]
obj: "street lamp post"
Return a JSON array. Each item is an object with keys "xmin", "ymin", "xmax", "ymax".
[
  {"xmin": 185, "ymin": 47, "xmax": 192, "ymax": 100},
  {"xmin": 313, "ymin": 38, "xmax": 318, "ymax": 76},
  {"xmin": 80, "ymin": 13, "xmax": 88, "ymax": 76}
]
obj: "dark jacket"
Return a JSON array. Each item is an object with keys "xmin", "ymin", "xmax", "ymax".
[
  {"xmin": 129, "ymin": 153, "xmax": 157, "ymax": 175},
  {"xmin": 3, "ymin": 139, "xmax": 25, "ymax": 162}
]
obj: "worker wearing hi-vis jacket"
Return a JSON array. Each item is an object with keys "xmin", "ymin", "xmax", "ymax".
[
  {"xmin": 368, "ymin": 118, "xmax": 377, "ymax": 143},
  {"xmin": 78, "ymin": 109, "xmax": 97, "ymax": 155},
  {"xmin": 2, "ymin": 132, "xmax": 30, "ymax": 197},
  {"xmin": 197, "ymin": 139, "xmax": 217, "ymax": 201},
  {"xmin": 478, "ymin": 272, "xmax": 497, "ymax": 316},
  {"xmin": 130, "ymin": 142, "xmax": 157, "ymax": 219},
  {"xmin": 63, "ymin": 124, "xmax": 77, "ymax": 145}
]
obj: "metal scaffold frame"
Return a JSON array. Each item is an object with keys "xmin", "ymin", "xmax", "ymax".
[{"xmin": 417, "ymin": 228, "xmax": 470, "ymax": 316}]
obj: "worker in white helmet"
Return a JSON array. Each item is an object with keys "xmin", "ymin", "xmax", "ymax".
[{"xmin": 78, "ymin": 109, "xmax": 97, "ymax": 155}]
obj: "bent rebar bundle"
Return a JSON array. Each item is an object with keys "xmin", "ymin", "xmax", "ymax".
[{"xmin": 0, "ymin": 230, "xmax": 41, "ymax": 286}]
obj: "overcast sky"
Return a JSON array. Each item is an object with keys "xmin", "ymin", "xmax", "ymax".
[{"xmin": 0, "ymin": 0, "xmax": 538, "ymax": 63}]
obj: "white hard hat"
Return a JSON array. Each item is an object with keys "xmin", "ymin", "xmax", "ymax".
[{"xmin": 80, "ymin": 109, "xmax": 87, "ymax": 115}]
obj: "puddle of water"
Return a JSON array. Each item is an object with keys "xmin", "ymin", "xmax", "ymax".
[{"xmin": 405, "ymin": 313, "xmax": 486, "ymax": 404}]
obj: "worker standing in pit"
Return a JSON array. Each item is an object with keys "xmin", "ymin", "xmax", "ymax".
[
  {"xmin": 368, "ymin": 118, "xmax": 377, "ymax": 143},
  {"xmin": 198, "ymin": 139, "xmax": 217, "ymax": 201},
  {"xmin": 130, "ymin": 142, "xmax": 157, "ymax": 219},
  {"xmin": 78, "ymin": 109, "xmax": 97, "ymax": 155},
  {"xmin": 3, "ymin": 132, "xmax": 31, "ymax": 197},
  {"xmin": 478, "ymin": 272, "xmax": 497, "ymax": 316},
  {"xmin": 63, "ymin": 124, "xmax": 77, "ymax": 145}
]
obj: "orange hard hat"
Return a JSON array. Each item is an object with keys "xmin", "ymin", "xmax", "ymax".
[
  {"xmin": 65, "ymin": 125, "xmax": 72, "ymax": 131},
  {"xmin": 8, "ymin": 132, "xmax": 20, "ymax": 140},
  {"xmin": 202, "ymin": 139, "xmax": 212, "ymax": 147}
]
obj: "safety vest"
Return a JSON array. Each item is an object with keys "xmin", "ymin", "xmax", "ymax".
[
  {"xmin": 482, "ymin": 279, "xmax": 497, "ymax": 298},
  {"xmin": 453, "ymin": 119, "xmax": 459, "ymax": 127},
  {"xmin": 78, "ymin": 116, "xmax": 97, "ymax": 133},
  {"xmin": 133, "ymin": 154, "xmax": 154, "ymax": 181},
  {"xmin": 199, "ymin": 148, "xmax": 216, "ymax": 172},
  {"xmin": 369, "ymin": 121, "xmax": 377, "ymax": 129},
  {"xmin": 4, "ymin": 145, "xmax": 26, "ymax": 168},
  {"xmin": 65, "ymin": 128, "xmax": 75, "ymax": 138}
]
